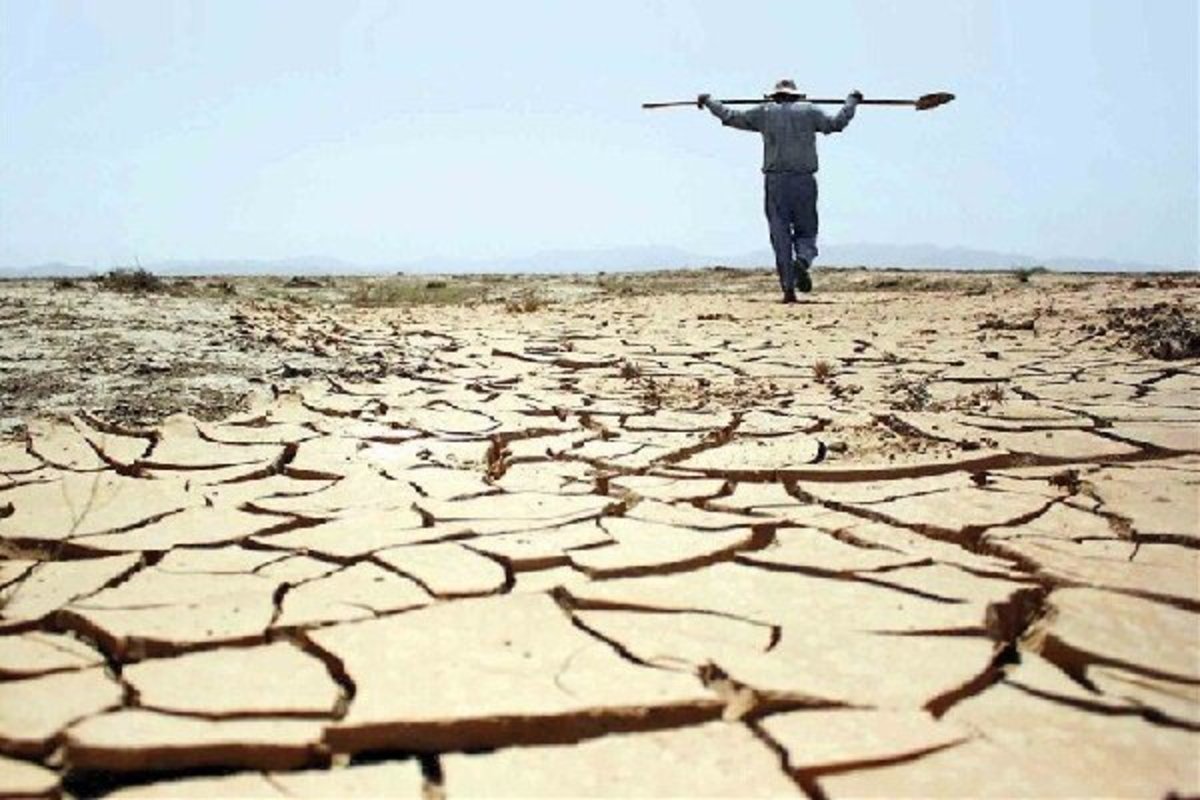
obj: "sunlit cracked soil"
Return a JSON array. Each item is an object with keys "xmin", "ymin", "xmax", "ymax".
[{"xmin": 1, "ymin": 271, "xmax": 1198, "ymax": 798}]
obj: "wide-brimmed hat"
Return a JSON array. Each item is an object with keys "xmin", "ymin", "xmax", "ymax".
[{"xmin": 765, "ymin": 78, "xmax": 805, "ymax": 99}]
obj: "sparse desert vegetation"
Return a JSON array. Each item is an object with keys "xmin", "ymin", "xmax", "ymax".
[
  {"xmin": 1, "ymin": 268, "xmax": 1196, "ymax": 433},
  {"xmin": 347, "ymin": 277, "xmax": 487, "ymax": 307}
]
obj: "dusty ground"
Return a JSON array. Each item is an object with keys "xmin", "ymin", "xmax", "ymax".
[{"xmin": 0, "ymin": 268, "xmax": 1198, "ymax": 798}]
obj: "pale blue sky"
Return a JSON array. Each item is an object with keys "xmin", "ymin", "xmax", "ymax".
[{"xmin": 1, "ymin": 0, "xmax": 1197, "ymax": 268}]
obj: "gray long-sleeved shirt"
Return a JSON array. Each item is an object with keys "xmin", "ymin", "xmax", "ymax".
[{"xmin": 704, "ymin": 97, "xmax": 858, "ymax": 174}]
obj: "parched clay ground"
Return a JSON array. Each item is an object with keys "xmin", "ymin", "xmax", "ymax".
[{"xmin": 1, "ymin": 270, "xmax": 1198, "ymax": 798}]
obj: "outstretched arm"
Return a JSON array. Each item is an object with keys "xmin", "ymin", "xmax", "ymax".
[
  {"xmin": 813, "ymin": 91, "xmax": 862, "ymax": 134},
  {"xmin": 699, "ymin": 94, "xmax": 764, "ymax": 132}
]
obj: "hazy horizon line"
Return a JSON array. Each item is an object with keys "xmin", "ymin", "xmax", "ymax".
[{"xmin": 2, "ymin": 240, "xmax": 1193, "ymax": 275}]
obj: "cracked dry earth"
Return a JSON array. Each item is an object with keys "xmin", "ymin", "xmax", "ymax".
[{"xmin": 1, "ymin": 278, "xmax": 1199, "ymax": 798}]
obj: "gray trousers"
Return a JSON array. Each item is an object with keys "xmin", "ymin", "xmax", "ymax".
[{"xmin": 764, "ymin": 172, "xmax": 819, "ymax": 292}]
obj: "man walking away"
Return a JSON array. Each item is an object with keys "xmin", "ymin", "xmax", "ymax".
[{"xmin": 698, "ymin": 79, "xmax": 862, "ymax": 303}]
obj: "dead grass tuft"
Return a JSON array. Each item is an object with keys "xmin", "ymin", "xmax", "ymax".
[{"xmin": 619, "ymin": 360, "xmax": 643, "ymax": 380}]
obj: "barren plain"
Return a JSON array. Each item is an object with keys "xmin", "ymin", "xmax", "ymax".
[{"xmin": 1, "ymin": 267, "xmax": 1198, "ymax": 798}]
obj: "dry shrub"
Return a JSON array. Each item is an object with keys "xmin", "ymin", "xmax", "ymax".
[
  {"xmin": 946, "ymin": 385, "xmax": 1006, "ymax": 411},
  {"xmin": 813, "ymin": 360, "xmax": 833, "ymax": 383},
  {"xmin": 978, "ymin": 316, "xmax": 1035, "ymax": 332},
  {"xmin": 101, "ymin": 268, "xmax": 164, "ymax": 293},
  {"xmin": 888, "ymin": 378, "xmax": 931, "ymax": 410},
  {"xmin": 505, "ymin": 292, "xmax": 547, "ymax": 313},
  {"xmin": 888, "ymin": 380, "xmax": 1004, "ymax": 412},
  {"xmin": 1104, "ymin": 303, "xmax": 1200, "ymax": 360}
]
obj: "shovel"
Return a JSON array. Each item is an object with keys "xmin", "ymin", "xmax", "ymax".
[{"xmin": 642, "ymin": 92, "xmax": 955, "ymax": 111}]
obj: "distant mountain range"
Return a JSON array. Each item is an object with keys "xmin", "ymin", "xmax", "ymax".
[{"xmin": 0, "ymin": 243, "xmax": 1184, "ymax": 278}]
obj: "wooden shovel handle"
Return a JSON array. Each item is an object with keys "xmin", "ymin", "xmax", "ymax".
[{"xmin": 642, "ymin": 92, "xmax": 954, "ymax": 111}]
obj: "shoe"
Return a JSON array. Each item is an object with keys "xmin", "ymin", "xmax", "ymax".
[
  {"xmin": 795, "ymin": 260, "xmax": 812, "ymax": 293},
  {"xmin": 782, "ymin": 289, "xmax": 797, "ymax": 304}
]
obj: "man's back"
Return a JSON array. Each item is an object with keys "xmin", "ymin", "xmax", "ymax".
[{"xmin": 703, "ymin": 98, "xmax": 857, "ymax": 174}]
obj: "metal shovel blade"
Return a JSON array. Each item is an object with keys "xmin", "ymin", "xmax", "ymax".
[{"xmin": 915, "ymin": 92, "xmax": 956, "ymax": 111}]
